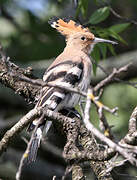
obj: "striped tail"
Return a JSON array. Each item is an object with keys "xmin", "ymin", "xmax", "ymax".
[
  {"xmin": 27, "ymin": 121, "xmax": 52, "ymax": 163},
  {"xmin": 27, "ymin": 125, "xmax": 43, "ymax": 163}
]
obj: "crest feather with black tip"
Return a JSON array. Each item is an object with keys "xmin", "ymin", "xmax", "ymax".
[{"xmin": 48, "ymin": 17, "xmax": 91, "ymax": 37}]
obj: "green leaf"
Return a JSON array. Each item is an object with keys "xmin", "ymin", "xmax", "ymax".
[
  {"xmin": 83, "ymin": 0, "xmax": 89, "ymax": 17},
  {"xmin": 91, "ymin": 45, "xmax": 100, "ymax": 75},
  {"xmin": 97, "ymin": 29, "xmax": 109, "ymax": 38},
  {"xmin": 107, "ymin": 44, "xmax": 116, "ymax": 56},
  {"xmin": 109, "ymin": 23, "xmax": 130, "ymax": 34},
  {"xmin": 97, "ymin": 43, "xmax": 107, "ymax": 59},
  {"xmin": 108, "ymin": 29, "xmax": 127, "ymax": 45},
  {"xmin": 76, "ymin": 0, "xmax": 89, "ymax": 18},
  {"xmin": 89, "ymin": 7, "xmax": 110, "ymax": 24},
  {"xmin": 75, "ymin": 0, "xmax": 89, "ymax": 18},
  {"xmin": 75, "ymin": 2, "xmax": 81, "ymax": 18},
  {"xmin": 92, "ymin": 61, "xmax": 98, "ymax": 76}
]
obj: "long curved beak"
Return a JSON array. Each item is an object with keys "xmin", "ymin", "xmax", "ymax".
[{"xmin": 94, "ymin": 37, "xmax": 118, "ymax": 45}]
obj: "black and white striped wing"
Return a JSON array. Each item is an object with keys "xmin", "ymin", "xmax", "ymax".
[{"xmin": 36, "ymin": 60, "xmax": 84, "ymax": 110}]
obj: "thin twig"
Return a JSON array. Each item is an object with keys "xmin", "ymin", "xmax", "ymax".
[
  {"xmin": 62, "ymin": 166, "xmax": 72, "ymax": 180},
  {"xmin": 84, "ymin": 89, "xmax": 137, "ymax": 166},
  {"xmin": 16, "ymin": 125, "xmax": 39, "ymax": 180},
  {"xmin": 109, "ymin": 7, "xmax": 137, "ymax": 26},
  {"xmin": 104, "ymin": 159, "xmax": 128, "ymax": 174},
  {"xmin": 16, "ymin": 110, "xmax": 46, "ymax": 180},
  {"xmin": 92, "ymin": 59, "xmax": 137, "ymax": 89},
  {"xmin": 94, "ymin": 64, "xmax": 131, "ymax": 92},
  {"xmin": 79, "ymin": 101, "xmax": 85, "ymax": 118},
  {"xmin": 98, "ymin": 107, "xmax": 114, "ymax": 140},
  {"xmin": 52, "ymin": 176, "xmax": 56, "ymax": 180}
]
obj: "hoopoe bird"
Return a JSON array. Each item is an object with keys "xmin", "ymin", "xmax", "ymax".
[{"xmin": 27, "ymin": 17, "xmax": 117, "ymax": 162}]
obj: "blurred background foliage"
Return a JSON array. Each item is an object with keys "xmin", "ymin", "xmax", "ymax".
[{"xmin": 0, "ymin": 0, "xmax": 137, "ymax": 179}]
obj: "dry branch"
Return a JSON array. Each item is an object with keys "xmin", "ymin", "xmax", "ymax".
[
  {"xmin": 0, "ymin": 108, "xmax": 41, "ymax": 156},
  {"xmin": 0, "ymin": 52, "xmax": 137, "ymax": 180},
  {"xmin": 0, "ymin": 56, "xmax": 40, "ymax": 103},
  {"xmin": 84, "ymin": 89, "xmax": 137, "ymax": 166}
]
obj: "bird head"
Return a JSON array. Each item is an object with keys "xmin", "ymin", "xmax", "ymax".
[{"xmin": 48, "ymin": 17, "xmax": 117, "ymax": 54}]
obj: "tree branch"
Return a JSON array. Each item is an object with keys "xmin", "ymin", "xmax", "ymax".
[
  {"xmin": 0, "ymin": 108, "xmax": 41, "ymax": 156},
  {"xmin": 1, "ymin": 50, "xmax": 137, "ymax": 180}
]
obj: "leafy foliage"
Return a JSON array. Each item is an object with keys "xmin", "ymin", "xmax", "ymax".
[
  {"xmin": 89, "ymin": 7, "xmax": 110, "ymax": 24},
  {"xmin": 75, "ymin": 1, "xmax": 131, "ymax": 74},
  {"xmin": 109, "ymin": 23, "xmax": 130, "ymax": 34}
]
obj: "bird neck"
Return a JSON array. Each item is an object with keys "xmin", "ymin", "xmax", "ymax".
[{"xmin": 64, "ymin": 42, "xmax": 94, "ymax": 55}]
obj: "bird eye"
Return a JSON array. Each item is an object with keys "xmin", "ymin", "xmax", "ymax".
[{"xmin": 81, "ymin": 36, "xmax": 86, "ymax": 41}]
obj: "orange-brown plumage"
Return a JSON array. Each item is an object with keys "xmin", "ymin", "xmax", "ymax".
[
  {"xmin": 48, "ymin": 17, "xmax": 92, "ymax": 37},
  {"xmin": 48, "ymin": 16, "xmax": 117, "ymax": 46}
]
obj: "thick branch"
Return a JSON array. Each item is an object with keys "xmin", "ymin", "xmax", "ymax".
[
  {"xmin": 120, "ymin": 106, "xmax": 137, "ymax": 147},
  {"xmin": 0, "ymin": 108, "xmax": 41, "ymax": 155},
  {"xmin": 0, "ymin": 57, "xmax": 40, "ymax": 102}
]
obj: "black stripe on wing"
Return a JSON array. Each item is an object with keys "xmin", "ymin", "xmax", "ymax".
[
  {"xmin": 50, "ymin": 94, "xmax": 63, "ymax": 104},
  {"xmin": 77, "ymin": 61, "xmax": 84, "ymax": 70},
  {"xmin": 37, "ymin": 87, "xmax": 54, "ymax": 106},
  {"xmin": 63, "ymin": 61, "xmax": 84, "ymax": 85},
  {"xmin": 64, "ymin": 73, "xmax": 79, "ymax": 85},
  {"xmin": 38, "ymin": 87, "xmax": 66, "ymax": 110}
]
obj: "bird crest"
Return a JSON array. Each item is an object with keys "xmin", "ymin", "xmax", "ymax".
[{"xmin": 48, "ymin": 17, "xmax": 90, "ymax": 37}]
